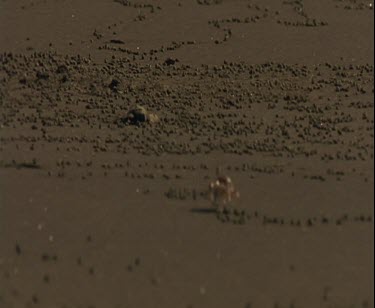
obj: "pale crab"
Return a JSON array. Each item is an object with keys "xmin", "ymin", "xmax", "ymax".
[{"xmin": 208, "ymin": 175, "xmax": 240, "ymax": 210}]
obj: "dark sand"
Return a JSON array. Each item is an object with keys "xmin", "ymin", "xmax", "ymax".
[{"xmin": 0, "ymin": 1, "xmax": 374, "ymax": 307}]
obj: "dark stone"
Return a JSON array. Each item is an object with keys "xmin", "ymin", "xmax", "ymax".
[
  {"xmin": 109, "ymin": 79, "xmax": 120, "ymax": 91},
  {"xmin": 164, "ymin": 58, "xmax": 178, "ymax": 66}
]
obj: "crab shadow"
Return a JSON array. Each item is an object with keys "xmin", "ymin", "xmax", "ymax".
[{"xmin": 190, "ymin": 208, "xmax": 217, "ymax": 215}]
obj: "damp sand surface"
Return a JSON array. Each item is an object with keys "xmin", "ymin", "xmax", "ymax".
[{"xmin": 0, "ymin": 1, "xmax": 374, "ymax": 307}]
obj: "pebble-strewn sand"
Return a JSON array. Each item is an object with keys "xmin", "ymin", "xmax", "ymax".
[{"xmin": 0, "ymin": 0, "xmax": 373, "ymax": 307}]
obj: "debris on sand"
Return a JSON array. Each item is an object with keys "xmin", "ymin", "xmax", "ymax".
[
  {"xmin": 109, "ymin": 39, "xmax": 125, "ymax": 44},
  {"xmin": 216, "ymin": 206, "xmax": 250, "ymax": 225},
  {"xmin": 1, "ymin": 159, "xmax": 41, "ymax": 170},
  {"xmin": 123, "ymin": 105, "xmax": 159, "ymax": 125}
]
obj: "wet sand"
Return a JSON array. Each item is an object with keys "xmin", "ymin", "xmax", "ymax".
[{"xmin": 0, "ymin": 1, "xmax": 374, "ymax": 307}]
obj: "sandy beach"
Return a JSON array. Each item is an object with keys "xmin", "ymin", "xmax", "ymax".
[{"xmin": 0, "ymin": 1, "xmax": 374, "ymax": 307}]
